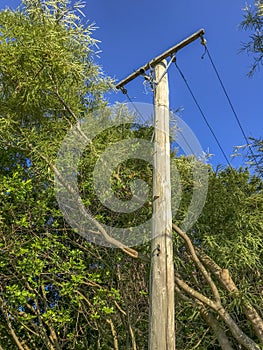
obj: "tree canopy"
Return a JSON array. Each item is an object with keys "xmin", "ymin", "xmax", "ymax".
[
  {"xmin": 0, "ymin": 1, "xmax": 263, "ymax": 350},
  {"xmin": 241, "ymin": 0, "xmax": 263, "ymax": 75}
]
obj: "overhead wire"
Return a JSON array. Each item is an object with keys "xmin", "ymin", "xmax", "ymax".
[
  {"xmin": 116, "ymin": 33, "xmax": 261, "ymax": 176},
  {"xmin": 119, "ymin": 86, "xmax": 149, "ymax": 126},
  {"xmin": 169, "ymin": 109, "xmax": 197, "ymax": 156},
  {"xmin": 177, "ymin": 128, "xmax": 198, "ymax": 156},
  {"xmin": 201, "ymin": 37, "xmax": 261, "ymax": 173},
  {"xmin": 174, "ymin": 59, "xmax": 232, "ymax": 167},
  {"xmin": 118, "ymin": 57, "xmax": 229, "ymax": 164}
]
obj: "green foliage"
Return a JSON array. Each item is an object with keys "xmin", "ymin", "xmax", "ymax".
[
  {"xmin": 1, "ymin": 1, "xmax": 263, "ymax": 349},
  {"xmin": 78, "ymin": 119, "xmax": 153, "ymax": 231},
  {"xmin": 173, "ymin": 166, "xmax": 263, "ymax": 349},
  {"xmin": 0, "ymin": 1, "xmax": 120, "ymax": 349},
  {"xmin": 240, "ymin": 0, "xmax": 263, "ymax": 75},
  {"xmin": 197, "ymin": 168, "xmax": 263, "ymax": 269},
  {"xmin": 247, "ymin": 137, "xmax": 263, "ymax": 177},
  {"xmin": 0, "ymin": 0, "xmax": 110, "ymax": 122}
]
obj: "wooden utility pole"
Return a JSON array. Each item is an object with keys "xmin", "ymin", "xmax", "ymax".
[
  {"xmin": 116, "ymin": 29, "xmax": 205, "ymax": 350},
  {"xmin": 149, "ymin": 59, "xmax": 175, "ymax": 349}
]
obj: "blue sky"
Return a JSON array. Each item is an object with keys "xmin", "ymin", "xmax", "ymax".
[{"xmin": 2, "ymin": 0, "xmax": 262, "ymax": 169}]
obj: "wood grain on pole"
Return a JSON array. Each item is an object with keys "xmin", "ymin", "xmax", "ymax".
[{"xmin": 149, "ymin": 60, "xmax": 175, "ymax": 350}]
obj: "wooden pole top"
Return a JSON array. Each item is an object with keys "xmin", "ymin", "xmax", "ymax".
[{"xmin": 116, "ymin": 28, "xmax": 205, "ymax": 90}]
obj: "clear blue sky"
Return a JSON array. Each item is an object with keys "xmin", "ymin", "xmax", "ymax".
[{"xmin": 2, "ymin": 0, "xmax": 262, "ymax": 169}]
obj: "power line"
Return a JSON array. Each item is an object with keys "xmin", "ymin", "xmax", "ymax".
[
  {"xmin": 119, "ymin": 86, "xmax": 149, "ymax": 125},
  {"xmin": 202, "ymin": 41, "xmax": 261, "ymax": 173},
  {"xmin": 174, "ymin": 59, "xmax": 232, "ymax": 167}
]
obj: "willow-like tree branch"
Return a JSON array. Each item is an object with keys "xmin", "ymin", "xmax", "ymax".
[
  {"xmin": 198, "ymin": 249, "xmax": 263, "ymax": 344},
  {"xmin": 173, "ymin": 225, "xmax": 261, "ymax": 350},
  {"xmin": 172, "ymin": 223, "xmax": 221, "ymax": 303}
]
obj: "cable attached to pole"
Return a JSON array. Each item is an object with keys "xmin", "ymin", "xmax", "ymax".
[
  {"xmin": 119, "ymin": 86, "xmax": 148, "ymax": 125},
  {"xmin": 174, "ymin": 58, "xmax": 232, "ymax": 167},
  {"xmin": 200, "ymin": 36, "xmax": 261, "ymax": 173},
  {"xmin": 155, "ymin": 55, "xmax": 176, "ymax": 86}
]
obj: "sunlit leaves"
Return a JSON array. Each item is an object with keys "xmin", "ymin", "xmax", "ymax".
[{"xmin": 240, "ymin": 0, "xmax": 263, "ymax": 75}]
